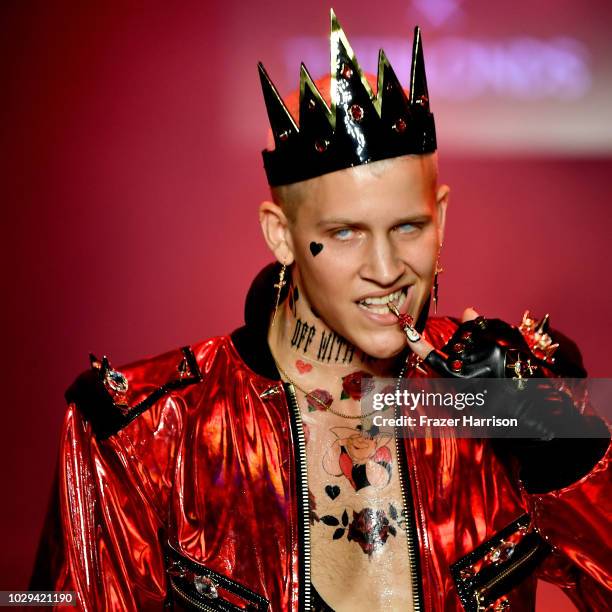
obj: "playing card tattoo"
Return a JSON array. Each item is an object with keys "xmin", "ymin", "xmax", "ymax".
[{"xmin": 323, "ymin": 424, "xmax": 393, "ymax": 491}]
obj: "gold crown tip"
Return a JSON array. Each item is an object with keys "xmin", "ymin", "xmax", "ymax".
[{"xmin": 330, "ymin": 8, "xmax": 342, "ymax": 32}]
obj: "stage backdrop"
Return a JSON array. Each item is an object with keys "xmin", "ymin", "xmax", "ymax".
[{"xmin": 2, "ymin": 2, "xmax": 611, "ymax": 608}]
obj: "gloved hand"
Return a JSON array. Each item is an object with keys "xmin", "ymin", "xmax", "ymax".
[
  {"xmin": 401, "ymin": 308, "xmax": 610, "ymax": 492},
  {"xmin": 424, "ymin": 315, "xmax": 536, "ymax": 380}
]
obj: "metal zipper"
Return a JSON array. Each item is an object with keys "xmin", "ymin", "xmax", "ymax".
[
  {"xmin": 169, "ymin": 576, "xmax": 222, "ymax": 612},
  {"xmin": 474, "ymin": 545, "xmax": 541, "ymax": 610},
  {"xmin": 285, "ymin": 383, "xmax": 312, "ymax": 611},
  {"xmin": 394, "ymin": 404, "xmax": 422, "ymax": 612}
]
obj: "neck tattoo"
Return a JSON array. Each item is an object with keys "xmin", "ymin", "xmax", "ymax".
[
  {"xmin": 290, "ymin": 317, "xmax": 372, "ymax": 365},
  {"xmin": 269, "ymin": 280, "xmax": 402, "ymax": 414}
]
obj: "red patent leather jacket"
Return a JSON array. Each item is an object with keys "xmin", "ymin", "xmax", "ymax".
[{"xmin": 31, "ymin": 273, "xmax": 612, "ymax": 611}]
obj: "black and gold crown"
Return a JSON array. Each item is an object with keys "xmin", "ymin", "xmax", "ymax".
[{"xmin": 259, "ymin": 10, "xmax": 436, "ymax": 187}]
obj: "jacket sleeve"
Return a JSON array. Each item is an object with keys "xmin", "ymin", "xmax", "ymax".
[
  {"xmin": 30, "ymin": 346, "xmax": 201, "ymax": 610},
  {"xmin": 520, "ymin": 376, "xmax": 612, "ymax": 604},
  {"xmin": 30, "ymin": 402, "xmax": 172, "ymax": 610},
  {"xmin": 511, "ymin": 320, "xmax": 612, "ymax": 602},
  {"xmin": 528, "ymin": 439, "xmax": 612, "ymax": 607}
]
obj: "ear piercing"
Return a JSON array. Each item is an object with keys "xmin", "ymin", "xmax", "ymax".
[{"xmin": 271, "ymin": 263, "xmax": 287, "ymax": 327}]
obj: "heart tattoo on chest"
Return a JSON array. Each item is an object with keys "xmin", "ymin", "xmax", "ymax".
[
  {"xmin": 309, "ymin": 242, "xmax": 323, "ymax": 256},
  {"xmin": 295, "ymin": 359, "xmax": 313, "ymax": 374},
  {"xmin": 325, "ymin": 484, "xmax": 341, "ymax": 500}
]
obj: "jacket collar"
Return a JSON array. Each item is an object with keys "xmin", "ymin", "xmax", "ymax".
[{"xmin": 230, "ymin": 262, "xmax": 284, "ymax": 381}]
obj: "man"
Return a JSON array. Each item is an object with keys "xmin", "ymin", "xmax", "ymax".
[{"xmin": 31, "ymin": 10, "xmax": 610, "ymax": 611}]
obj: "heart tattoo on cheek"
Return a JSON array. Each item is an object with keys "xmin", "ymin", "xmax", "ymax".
[{"xmin": 309, "ymin": 242, "xmax": 323, "ymax": 257}]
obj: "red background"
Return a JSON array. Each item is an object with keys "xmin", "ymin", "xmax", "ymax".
[{"xmin": 2, "ymin": 2, "xmax": 611, "ymax": 608}]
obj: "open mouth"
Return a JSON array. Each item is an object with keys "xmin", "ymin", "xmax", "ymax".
[{"xmin": 357, "ymin": 286, "xmax": 409, "ymax": 315}]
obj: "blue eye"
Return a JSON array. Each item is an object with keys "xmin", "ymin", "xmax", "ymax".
[
  {"xmin": 333, "ymin": 228, "xmax": 354, "ymax": 240},
  {"xmin": 396, "ymin": 223, "xmax": 417, "ymax": 234}
]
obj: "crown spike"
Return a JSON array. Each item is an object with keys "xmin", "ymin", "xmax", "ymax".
[
  {"xmin": 258, "ymin": 62, "xmax": 299, "ymax": 149},
  {"xmin": 410, "ymin": 26, "xmax": 430, "ymax": 108},
  {"xmin": 330, "ymin": 8, "xmax": 339, "ymax": 32},
  {"xmin": 299, "ymin": 63, "xmax": 333, "ymax": 122},
  {"xmin": 376, "ymin": 48, "xmax": 388, "ymax": 106},
  {"xmin": 259, "ymin": 12, "xmax": 436, "ymax": 186},
  {"xmin": 378, "ymin": 49, "xmax": 409, "ymax": 115},
  {"xmin": 329, "ymin": 9, "xmax": 376, "ymax": 115},
  {"xmin": 299, "ymin": 62, "xmax": 335, "ymax": 157}
]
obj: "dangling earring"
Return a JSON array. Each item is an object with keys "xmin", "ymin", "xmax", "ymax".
[
  {"xmin": 433, "ymin": 252, "xmax": 443, "ymax": 314},
  {"xmin": 271, "ymin": 263, "xmax": 287, "ymax": 327}
]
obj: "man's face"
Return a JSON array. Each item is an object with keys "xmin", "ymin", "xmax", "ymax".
[{"xmin": 286, "ymin": 154, "xmax": 447, "ymax": 359}]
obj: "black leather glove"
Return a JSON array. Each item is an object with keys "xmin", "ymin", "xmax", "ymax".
[
  {"xmin": 424, "ymin": 316, "xmax": 535, "ymax": 379},
  {"xmin": 423, "ymin": 316, "xmax": 610, "ymax": 492}
]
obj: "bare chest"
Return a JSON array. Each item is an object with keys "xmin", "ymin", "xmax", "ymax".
[{"xmin": 303, "ymin": 411, "xmax": 413, "ymax": 611}]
